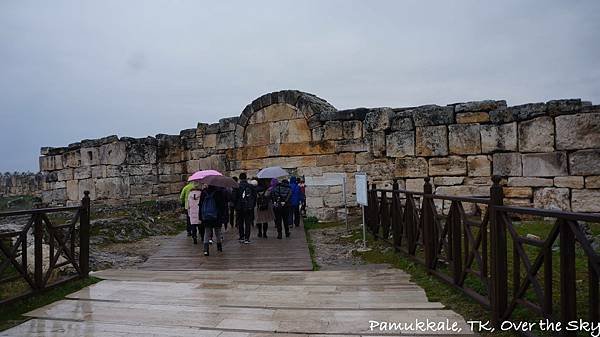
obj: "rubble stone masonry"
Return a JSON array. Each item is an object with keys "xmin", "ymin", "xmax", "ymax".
[{"xmin": 4, "ymin": 90, "xmax": 600, "ymax": 220}]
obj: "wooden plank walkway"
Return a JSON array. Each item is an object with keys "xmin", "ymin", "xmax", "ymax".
[
  {"xmin": 0, "ymin": 223, "xmax": 476, "ymax": 336},
  {"xmin": 140, "ymin": 224, "xmax": 313, "ymax": 271}
]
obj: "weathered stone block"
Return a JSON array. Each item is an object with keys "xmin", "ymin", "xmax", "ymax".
[
  {"xmin": 95, "ymin": 177, "xmax": 130, "ymax": 199},
  {"xmin": 386, "ymin": 131, "xmax": 414, "ymax": 158},
  {"xmin": 80, "ymin": 147, "xmax": 99, "ymax": 166},
  {"xmin": 78, "ymin": 178, "xmax": 96, "ymax": 200},
  {"xmin": 98, "ymin": 141, "xmax": 127, "ymax": 165},
  {"xmin": 492, "ymin": 153, "xmax": 522, "ymax": 176},
  {"xmin": 323, "ymin": 121, "xmax": 343, "ymax": 140},
  {"xmin": 127, "ymin": 164, "xmax": 156, "ymax": 176},
  {"xmin": 554, "ymin": 176, "xmax": 584, "ymax": 189},
  {"xmin": 508, "ymin": 177, "xmax": 553, "ymax": 187},
  {"xmin": 547, "ymin": 99, "xmax": 582, "ymax": 116},
  {"xmin": 406, "ymin": 178, "xmax": 428, "ymax": 192},
  {"xmin": 364, "ymin": 108, "xmax": 391, "ymax": 131},
  {"xmin": 159, "ymin": 163, "xmax": 184, "ymax": 175},
  {"xmin": 416, "ymin": 126, "xmax": 448, "ymax": 156},
  {"xmin": 454, "ymin": 100, "xmax": 507, "ymax": 113},
  {"xmin": 368, "ymin": 131, "xmax": 386, "ymax": 157},
  {"xmin": 394, "ymin": 157, "xmax": 428, "ymax": 177},
  {"xmin": 279, "ymin": 141, "xmax": 336, "ymax": 156},
  {"xmin": 412, "ymin": 105, "xmax": 454, "ymax": 126},
  {"xmin": 467, "ymin": 155, "xmax": 491, "ymax": 177},
  {"xmin": 456, "ymin": 112, "xmax": 490, "ymax": 124},
  {"xmin": 491, "ymin": 103, "xmax": 546, "ymax": 123},
  {"xmin": 389, "ymin": 110, "xmax": 413, "ymax": 131},
  {"xmin": 585, "ymin": 176, "xmax": 600, "ymax": 189},
  {"xmin": 311, "ymin": 126, "xmax": 324, "ymax": 142},
  {"xmin": 56, "ymin": 169, "xmax": 74, "ymax": 181},
  {"xmin": 105, "ymin": 165, "xmax": 123, "ymax": 178},
  {"xmin": 555, "ymin": 113, "xmax": 600, "ymax": 150},
  {"xmin": 569, "ymin": 150, "xmax": 600, "ymax": 175},
  {"xmin": 503, "ymin": 187, "xmax": 532, "ymax": 198},
  {"xmin": 74, "ymin": 166, "xmax": 92, "ymax": 180},
  {"xmin": 522, "ymin": 152, "xmax": 568, "ymax": 177},
  {"xmin": 571, "ymin": 189, "xmax": 600, "ymax": 212},
  {"xmin": 481, "ymin": 122, "xmax": 517, "ymax": 153},
  {"xmin": 244, "ymin": 123, "xmax": 270, "ymax": 146},
  {"xmin": 66, "ymin": 180, "xmax": 78, "ymax": 201},
  {"xmin": 429, "ymin": 156, "xmax": 466, "ymax": 176},
  {"xmin": 342, "ymin": 120, "xmax": 363, "ymax": 139},
  {"xmin": 449, "ymin": 124, "xmax": 481, "ymax": 155},
  {"xmin": 216, "ymin": 131, "xmax": 235, "ymax": 150},
  {"xmin": 518, "ymin": 117, "xmax": 554, "ymax": 152},
  {"xmin": 125, "ymin": 139, "xmax": 157, "ymax": 164},
  {"xmin": 39, "ymin": 155, "xmax": 63, "ymax": 172},
  {"xmin": 62, "ymin": 150, "xmax": 81, "ymax": 168},
  {"xmin": 533, "ymin": 188, "xmax": 570, "ymax": 211},
  {"xmin": 263, "ymin": 103, "xmax": 299, "ymax": 121},
  {"xmin": 433, "ymin": 176, "xmax": 464, "ymax": 186},
  {"xmin": 436, "ymin": 185, "xmax": 490, "ymax": 197},
  {"xmin": 335, "ymin": 139, "xmax": 368, "ymax": 153}
]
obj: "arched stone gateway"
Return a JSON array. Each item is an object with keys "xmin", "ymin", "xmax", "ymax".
[{"xmin": 31, "ymin": 90, "xmax": 600, "ymax": 220}]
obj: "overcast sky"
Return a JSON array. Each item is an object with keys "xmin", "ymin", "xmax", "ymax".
[{"xmin": 1, "ymin": 1, "xmax": 599, "ymax": 172}]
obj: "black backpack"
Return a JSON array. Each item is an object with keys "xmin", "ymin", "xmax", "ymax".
[
  {"xmin": 257, "ymin": 191, "xmax": 269, "ymax": 211},
  {"xmin": 273, "ymin": 186, "xmax": 291, "ymax": 208},
  {"xmin": 239, "ymin": 183, "xmax": 255, "ymax": 210}
]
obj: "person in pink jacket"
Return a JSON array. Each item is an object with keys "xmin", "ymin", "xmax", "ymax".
[{"xmin": 188, "ymin": 187, "xmax": 203, "ymax": 244}]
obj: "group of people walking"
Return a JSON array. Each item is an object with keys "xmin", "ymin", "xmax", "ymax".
[{"xmin": 180, "ymin": 172, "xmax": 306, "ymax": 256}]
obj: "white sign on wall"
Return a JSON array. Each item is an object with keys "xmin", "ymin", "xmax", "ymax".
[{"xmin": 355, "ymin": 172, "xmax": 368, "ymax": 206}]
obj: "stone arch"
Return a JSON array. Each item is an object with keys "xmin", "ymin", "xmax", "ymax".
[{"xmin": 234, "ymin": 90, "xmax": 337, "ymax": 148}]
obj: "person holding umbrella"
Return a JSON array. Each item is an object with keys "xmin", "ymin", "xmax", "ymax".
[
  {"xmin": 180, "ymin": 182, "xmax": 196, "ymax": 237},
  {"xmin": 271, "ymin": 178, "xmax": 293, "ymax": 239},
  {"xmin": 255, "ymin": 178, "xmax": 276, "ymax": 238}
]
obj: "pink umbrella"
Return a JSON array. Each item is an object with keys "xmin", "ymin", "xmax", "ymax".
[{"xmin": 187, "ymin": 170, "xmax": 222, "ymax": 181}]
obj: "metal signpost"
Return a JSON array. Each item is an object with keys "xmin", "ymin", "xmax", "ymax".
[{"xmin": 355, "ymin": 172, "xmax": 370, "ymax": 251}]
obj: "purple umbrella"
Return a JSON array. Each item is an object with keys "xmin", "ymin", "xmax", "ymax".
[
  {"xmin": 187, "ymin": 170, "xmax": 222, "ymax": 181},
  {"xmin": 199, "ymin": 175, "xmax": 239, "ymax": 189}
]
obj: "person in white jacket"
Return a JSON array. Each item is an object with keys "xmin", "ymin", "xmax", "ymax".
[{"xmin": 187, "ymin": 186, "xmax": 202, "ymax": 244}]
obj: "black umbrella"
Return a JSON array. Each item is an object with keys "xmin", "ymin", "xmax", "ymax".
[{"xmin": 199, "ymin": 175, "xmax": 239, "ymax": 189}]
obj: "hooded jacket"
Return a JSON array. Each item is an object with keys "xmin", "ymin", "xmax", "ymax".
[{"xmin": 289, "ymin": 177, "xmax": 302, "ymax": 206}]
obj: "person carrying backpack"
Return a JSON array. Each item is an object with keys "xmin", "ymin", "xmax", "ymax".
[
  {"xmin": 271, "ymin": 179, "xmax": 292, "ymax": 239},
  {"xmin": 234, "ymin": 172, "xmax": 257, "ymax": 244},
  {"xmin": 255, "ymin": 179, "xmax": 275, "ymax": 238},
  {"xmin": 289, "ymin": 176, "xmax": 303, "ymax": 228},
  {"xmin": 198, "ymin": 185, "xmax": 227, "ymax": 256}
]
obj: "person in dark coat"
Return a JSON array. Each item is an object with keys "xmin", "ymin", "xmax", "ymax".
[
  {"xmin": 198, "ymin": 185, "xmax": 227, "ymax": 256},
  {"xmin": 271, "ymin": 179, "xmax": 292, "ymax": 239},
  {"xmin": 234, "ymin": 172, "xmax": 257, "ymax": 244}
]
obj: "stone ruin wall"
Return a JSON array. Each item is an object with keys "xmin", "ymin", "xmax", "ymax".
[
  {"xmin": 0, "ymin": 172, "xmax": 44, "ymax": 198},
  {"xmin": 15, "ymin": 90, "xmax": 600, "ymax": 220}
]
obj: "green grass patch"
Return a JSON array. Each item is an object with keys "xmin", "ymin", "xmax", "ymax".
[{"xmin": 0, "ymin": 276, "xmax": 101, "ymax": 331}]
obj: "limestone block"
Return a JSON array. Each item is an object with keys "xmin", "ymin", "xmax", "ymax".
[
  {"xmin": 279, "ymin": 141, "xmax": 335, "ymax": 156},
  {"xmin": 389, "ymin": 110, "xmax": 413, "ymax": 131},
  {"xmin": 571, "ymin": 189, "xmax": 600, "ymax": 212},
  {"xmin": 218, "ymin": 117, "xmax": 238, "ymax": 132},
  {"xmin": 105, "ymin": 166, "xmax": 124, "ymax": 178},
  {"xmin": 74, "ymin": 166, "xmax": 92, "ymax": 180},
  {"xmin": 449, "ymin": 124, "xmax": 481, "ymax": 155},
  {"xmin": 159, "ymin": 162, "xmax": 184, "ymax": 175},
  {"xmin": 130, "ymin": 183, "xmax": 155, "ymax": 196},
  {"xmin": 464, "ymin": 176, "xmax": 494, "ymax": 186},
  {"xmin": 323, "ymin": 121, "xmax": 343, "ymax": 140},
  {"xmin": 547, "ymin": 99, "xmax": 582, "ymax": 116},
  {"xmin": 203, "ymin": 133, "xmax": 217, "ymax": 148},
  {"xmin": 364, "ymin": 108, "xmax": 391, "ymax": 131},
  {"xmin": 356, "ymin": 152, "xmax": 374, "ymax": 165},
  {"xmin": 80, "ymin": 147, "xmax": 99, "ymax": 166},
  {"xmin": 39, "ymin": 155, "xmax": 63, "ymax": 172},
  {"xmin": 518, "ymin": 117, "xmax": 554, "ymax": 152},
  {"xmin": 263, "ymin": 103, "xmax": 299, "ymax": 121},
  {"xmin": 555, "ymin": 113, "xmax": 600, "ymax": 150},
  {"xmin": 503, "ymin": 187, "xmax": 532, "ymax": 198},
  {"xmin": 99, "ymin": 141, "xmax": 127, "ymax": 165},
  {"xmin": 386, "ymin": 131, "xmax": 414, "ymax": 158},
  {"xmin": 95, "ymin": 177, "xmax": 130, "ymax": 199},
  {"xmin": 522, "ymin": 152, "xmax": 568, "ymax": 177},
  {"xmin": 127, "ymin": 164, "xmax": 156, "ymax": 176},
  {"xmin": 274, "ymin": 119, "xmax": 311, "ymax": 143},
  {"xmin": 554, "ymin": 176, "xmax": 584, "ymax": 189},
  {"xmin": 368, "ymin": 131, "xmax": 386, "ymax": 157},
  {"xmin": 342, "ymin": 120, "xmax": 363, "ymax": 139},
  {"xmin": 216, "ymin": 131, "xmax": 235, "ymax": 150},
  {"xmin": 323, "ymin": 192, "xmax": 345, "ymax": 207},
  {"xmin": 585, "ymin": 176, "xmax": 600, "ymax": 189},
  {"xmin": 66, "ymin": 180, "xmax": 78, "ymax": 201},
  {"xmin": 406, "ymin": 178, "xmax": 427, "ymax": 192},
  {"xmin": 91, "ymin": 166, "xmax": 106, "ymax": 179},
  {"xmin": 306, "ymin": 196, "xmax": 324, "ymax": 208},
  {"xmin": 335, "ymin": 139, "xmax": 368, "ymax": 152},
  {"xmin": 569, "ymin": 150, "xmax": 600, "ymax": 175},
  {"xmin": 508, "ymin": 177, "xmax": 553, "ymax": 187},
  {"xmin": 50, "ymin": 188, "xmax": 67, "ymax": 203},
  {"xmin": 481, "ymin": 122, "xmax": 517, "ymax": 153},
  {"xmin": 311, "ymin": 126, "xmax": 324, "ymax": 141},
  {"xmin": 505, "ymin": 198, "xmax": 532, "ymax": 208},
  {"xmin": 429, "ymin": 156, "xmax": 467, "ymax": 176},
  {"xmin": 433, "ymin": 176, "xmax": 464, "ymax": 186},
  {"xmin": 125, "ymin": 139, "xmax": 157, "ymax": 164},
  {"xmin": 491, "ymin": 103, "xmax": 546, "ymax": 123},
  {"xmin": 533, "ymin": 188, "xmax": 570, "ymax": 211},
  {"xmin": 412, "ymin": 105, "xmax": 454, "ymax": 126},
  {"xmin": 78, "ymin": 178, "xmax": 96, "ymax": 200},
  {"xmin": 492, "ymin": 153, "xmax": 522, "ymax": 176},
  {"xmin": 416, "ymin": 126, "xmax": 448, "ymax": 156},
  {"xmin": 296, "ymin": 166, "xmax": 323, "ymax": 177},
  {"xmin": 436, "ymin": 185, "xmax": 490, "ymax": 197},
  {"xmin": 456, "ymin": 112, "xmax": 490, "ymax": 124},
  {"xmin": 198, "ymin": 155, "xmax": 227, "ymax": 172},
  {"xmin": 467, "ymin": 155, "xmax": 491, "ymax": 177},
  {"xmin": 454, "ymin": 100, "xmax": 506, "ymax": 113},
  {"xmin": 394, "ymin": 157, "xmax": 428, "ymax": 178},
  {"xmin": 62, "ymin": 150, "xmax": 80, "ymax": 168},
  {"xmin": 56, "ymin": 169, "xmax": 74, "ymax": 181},
  {"xmin": 159, "ymin": 174, "xmax": 181, "ymax": 183}
]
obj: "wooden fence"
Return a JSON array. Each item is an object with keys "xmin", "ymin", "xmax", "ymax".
[
  {"xmin": 366, "ymin": 177, "xmax": 599, "ymax": 336},
  {"xmin": 0, "ymin": 191, "xmax": 90, "ymax": 305}
]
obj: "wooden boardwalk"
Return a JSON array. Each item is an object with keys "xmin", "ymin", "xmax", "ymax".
[
  {"xmin": 140, "ymin": 224, "xmax": 313, "ymax": 271},
  {"xmin": 0, "ymin": 223, "xmax": 476, "ymax": 336}
]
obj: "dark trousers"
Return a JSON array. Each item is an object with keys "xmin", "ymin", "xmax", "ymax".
[
  {"xmin": 290, "ymin": 205, "xmax": 301, "ymax": 227},
  {"xmin": 191, "ymin": 223, "xmax": 205, "ymax": 242},
  {"xmin": 186, "ymin": 214, "xmax": 192, "ymax": 234},
  {"xmin": 229, "ymin": 206, "xmax": 236, "ymax": 228},
  {"xmin": 236, "ymin": 208, "xmax": 254, "ymax": 240},
  {"xmin": 274, "ymin": 206, "xmax": 291, "ymax": 236}
]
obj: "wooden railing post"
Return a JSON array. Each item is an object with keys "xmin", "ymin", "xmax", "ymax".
[
  {"xmin": 371, "ymin": 183, "xmax": 379, "ymax": 239},
  {"xmin": 423, "ymin": 177, "xmax": 436, "ymax": 270},
  {"xmin": 489, "ymin": 175, "xmax": 507, "ymax": 327},
  {"xmin": 450, "ymin": 201, "xmax": 463, "ymax": 285},
  {"xmin": 391, "ymin": 179, "xmax": 402, "ymax": 250},
  {"xmin": 79, "ymin": 191, "xmax": 91, "ymax": 278},
  {"xmin": 560, "ymin": 220, "xmax": 576, "ymax": 335},
  {"xmin": 33, "ymin": 213, "xmax": 43, "ymax": 290}
]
